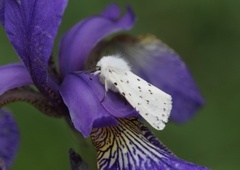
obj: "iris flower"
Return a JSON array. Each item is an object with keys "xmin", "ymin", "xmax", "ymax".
[
  {"xmin": 0, "ymin": 0, "xmax": 207, "ymax": 169},
  {"xmin": 0, "ymin": 109, "xmax": 19, "ymax": 170}
]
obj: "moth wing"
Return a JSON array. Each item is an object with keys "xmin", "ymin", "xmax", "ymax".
[{"xmin": 106, "ymin": 69, "xmax": 172, "ymax": 130}]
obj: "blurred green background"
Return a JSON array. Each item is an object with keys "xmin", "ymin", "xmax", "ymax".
[{"xmin": 1, "ymin": 0, "xmax": 240, "ymax": 169}]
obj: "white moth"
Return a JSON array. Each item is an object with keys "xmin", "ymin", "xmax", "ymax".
[{"xmin": 94, "ymin": 55, "xmax": 172, "ymax": 130}]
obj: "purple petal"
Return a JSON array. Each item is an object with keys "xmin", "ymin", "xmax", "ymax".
[
  {"xmin": 105, "ymin": 35, "xmax": 204, "ymax": 123},
  {"xmin": 2, "ymin": 0, "xmax": 68, "ymax": 90},
  {"xmin": 60, "ymin": 73, "xmax": 118, "ymax": 137},
  {"xmin": 141, "ymin": 122, "xmax": 174, "ymax": 155},
  {"xmin": 159, "ymin": 157, "xmax": 209, "ymax": 170},
  {"xmin": 100, "ymin": 3, "xmax": 121, "ymax": 20},
  {"xmin": 84, "ymin": 75, "xmax": 136, "ymax": 118},
  {"xmin": 92, "ymin": 118, "xmax": 209, "ymax": 170},
  {"xmin": 140, "ymin": 123, "xmax": 209, "ymax": 170},
  {"xmin": 59, "ymin": 4, "xmax": 135, "ymax": 77},
  {"xmin": 0, "ymin": 108, "xmax": 19, "ymax": 168},
  {"xmin": 60, "ymin": 73, "xmax": 137, "ymax": 137},
  {"xmin": 0, "ymin": 63, "xmax": 33, "ymax": 95}
]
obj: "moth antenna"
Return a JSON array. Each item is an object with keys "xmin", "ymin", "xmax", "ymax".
[{"xmin": 73, "ymin": 68, "xmax": 95, "ymax": 74}]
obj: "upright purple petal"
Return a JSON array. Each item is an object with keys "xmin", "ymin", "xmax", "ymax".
[
  {"xmin": 0, "ymin": 109, "xmax": 19, "ymax": 168},
  {"xmin": 103, "ymin": 35, "xmax": 204, "ymax": 123},
  {"xmin": 2, "ymin": 0, "xmax": 68, "ymax": 90},
  {"xmin": 0, "ymin": 63, "xmax": 33, "ymax": 95},
  {"xmin": 59, "ymin": 4, "xmax": 135, "ymax": 77}
]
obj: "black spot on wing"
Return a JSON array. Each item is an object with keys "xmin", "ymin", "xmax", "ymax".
[{"xmin": 148, "ymin": 89, "xmax": 153, "ymax": 95}]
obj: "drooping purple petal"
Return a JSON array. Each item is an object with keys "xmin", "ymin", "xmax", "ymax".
[
  {"xmin": 103, "ymin": 35, "xmax": 204, "ymax": 123},
  {"xmin": 2, "ymin": 0, "xmax": 68, "ymax": 91},
  {"xmin": 159, "ymin": 157, "xmax": 209, "ymax": 170},
  {"xmin": 141, "ymin": 122, "xmax": 174, "ymax": 155},
  {"xmin": 0, "ymin": 108, "xmax": 19, "ymax": 168},
  {"xmin": 59, "ymin": 4, "xmax": 135, "ymax": 77},
  {"xmin": 140, "ymin": 122, "xmax": 209, "ymax": 170},
  {"xmin": 91, "ymin": 117, "xmax": 209, "ymax": 170},
  {"xmin": 0, "ymin": 63, "xmax": 33, "ymax": 95}
]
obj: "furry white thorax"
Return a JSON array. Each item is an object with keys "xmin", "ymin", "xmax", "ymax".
[
  {"xmin": 96, "ymin": 55, "xmax": 131, "ymax": 71},
  {"xmin": 95, "ymin": 55, "xmax": 131, "ymax": 92}
]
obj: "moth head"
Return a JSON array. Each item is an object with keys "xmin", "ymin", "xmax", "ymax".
[
  {"xmin": 96, "ymin": 66, "xmax": 101, "ymax": 71},
  {"xmin": 96, "ymin": 55, "xmax": 131, "ymax": 72},
  {"xmin": 93, "ymin": 65, "xmax": 101, "ymax": 75}
]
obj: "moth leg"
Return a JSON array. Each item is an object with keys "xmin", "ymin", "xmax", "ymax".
[
  {"xmin": 104, "ymin": 79, "xmax": 109, "ymax": 92},
  {"xmin": 100, "ymin": 91, "xmax": 107, "ymax": 103},
  {"xmin": 100, "ymin": 95, "xmax": 105, "ymax": 103},
  {"xmin": 100, "ymin": 79, "xmax": 109, "ymax": 103}
]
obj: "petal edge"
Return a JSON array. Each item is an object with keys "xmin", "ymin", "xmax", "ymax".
[{"xmin": 0, "ymin": 63, "xmax": 33, "ymax": 95}]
